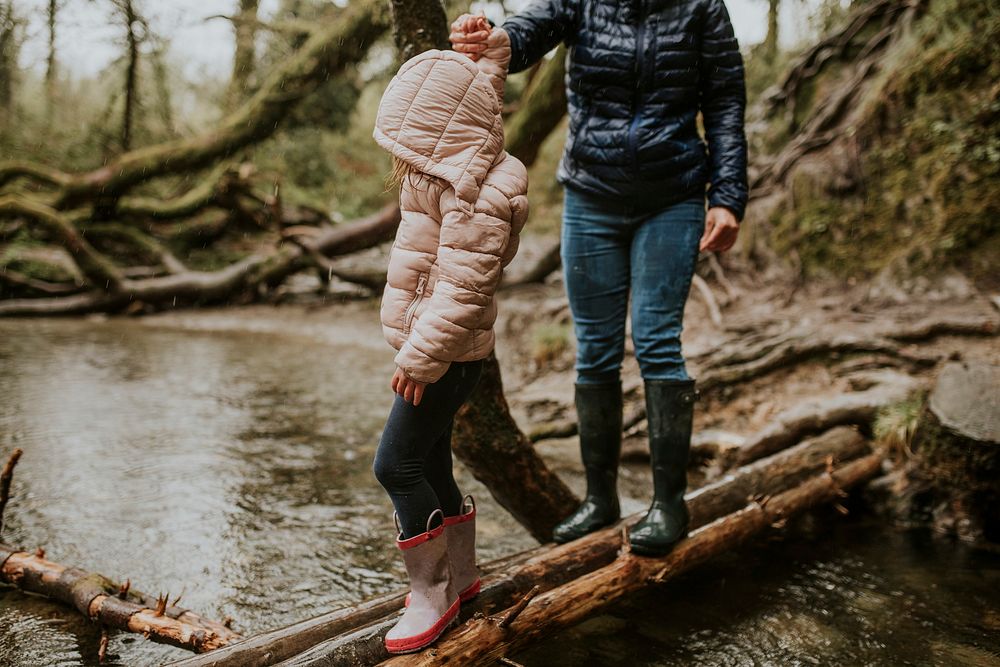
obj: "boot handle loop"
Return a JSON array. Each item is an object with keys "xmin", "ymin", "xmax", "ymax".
[
  {"xmin": 425, "ymin": 508, "xmax": 445, "ymax": 534},
  {"xmin": 462, "ymin": 494, "xmax": 476, "ymax": 515}
]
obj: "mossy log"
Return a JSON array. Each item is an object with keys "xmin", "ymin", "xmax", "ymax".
[
  {"xmin": 379, "ymin": 452, "xmax": 884, "ymax": 666},
  {"xmin": 0, "ymin": 545, "xmax": 241, "ymax": 653},
  {"xmin": 907, "ymin": 361, "xmax": 1000, "ymax": 542},
  {"xmin": 175, "ymin": 426, "xmax": 868, "ymax": 667},
  {"xmin": 0, "ymin": 0, "xmax": 387, "ymax": 210}
]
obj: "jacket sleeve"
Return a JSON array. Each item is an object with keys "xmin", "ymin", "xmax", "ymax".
[
  {"xmin": 699, "ymin": 0, "xmax": 749, "ymax": 222},
  {"xmin": 502, "ymin": 0, "xmax": 576, "ymax": 73},
  {"xmin": 393, "ymin": 186, "xmax": 510, "ymax": 384}
]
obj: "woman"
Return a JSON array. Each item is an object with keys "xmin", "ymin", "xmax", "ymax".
[{"xmin": 451, "ymin": 0, "xmax": 748, "ymax": 556}]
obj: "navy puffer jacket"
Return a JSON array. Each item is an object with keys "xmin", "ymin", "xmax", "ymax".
[{"xmin": 503, "ymin": 0, "xmax": 748, "ymax": 220}]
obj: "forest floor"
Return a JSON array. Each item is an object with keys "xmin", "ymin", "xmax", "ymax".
[{"xmin": 134, "ymin": 231, "xmax": 1000, "ymax": 510}]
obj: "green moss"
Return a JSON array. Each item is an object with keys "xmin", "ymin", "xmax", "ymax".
[
  {"xmin": 768, "ymin": 0, "xmax": 1000, "ymax": 285},
  {"xmin": 874, "ymin": 392, "xmax": 925, "ymax": 458},
  {"xmin": 530, "ymin": 322, "xmax": 572, "ymax": 367}
]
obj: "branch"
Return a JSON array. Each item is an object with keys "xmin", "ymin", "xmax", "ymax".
[
  {"xmin": 0, "ymin": 448, "xmax": 23, "ymax": 537},
  {"xmin": 0, "ymin": 0, "xmax": 387, "ymax": 209},
  {"xmin": 0, "ymin": 194, "xmax": 124, "ymax": 289}
]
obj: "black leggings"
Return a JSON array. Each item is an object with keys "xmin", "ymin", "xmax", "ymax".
[{"xmin": 373, "ymin": 359, "xmax": 484, "ymax": 539}]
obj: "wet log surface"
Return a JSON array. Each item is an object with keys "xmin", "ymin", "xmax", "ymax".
[{"xmin": 179, "ymin": 426, "xmax": 869, "ymax": 667}]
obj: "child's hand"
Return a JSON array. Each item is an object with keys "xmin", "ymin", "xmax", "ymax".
[
  {"xmin": 450, "ymin": 13, "xmax": 491, "ymax": 61},
  {"xmin": 392, "ymin": 366, "xmax": 427, "ymax": 406}
]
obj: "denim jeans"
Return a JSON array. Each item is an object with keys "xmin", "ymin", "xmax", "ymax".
[
  {"xmin": 561, "ymin": 186, "xmax": 705, "ymax": 385},
  {"xmin": 373, "ymin": 359, "xmax": 483, "ymax": 539}
]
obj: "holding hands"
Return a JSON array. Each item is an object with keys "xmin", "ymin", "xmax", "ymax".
[{"xmin": 449, "ymin": 14, "xmax": 492, "ymax": 60}]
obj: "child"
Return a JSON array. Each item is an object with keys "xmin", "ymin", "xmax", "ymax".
[{"xmin": 370, "ymin": 19, "xmax": 528, "ymax": 654}]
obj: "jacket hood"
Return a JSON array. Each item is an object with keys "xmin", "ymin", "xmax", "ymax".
[{"xmin": 373, "ymin": 50, "xmax": 504, "ymax": 211}]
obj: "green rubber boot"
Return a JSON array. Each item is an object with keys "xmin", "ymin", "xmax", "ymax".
[
  {"xmin": 629, "ymin": 379, "xmax": 698, "ymax": 556},
  {"xmin": 552, "ymin": 382, "xmax": 623, "ymax": 543}
]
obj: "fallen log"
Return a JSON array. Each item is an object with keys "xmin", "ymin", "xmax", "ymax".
[
  {"xmin": 380, "ymin": 452, "xmax": 884, "ymax": 666},
  {"xmin": 179, "ymin": 426, "xmax": 868, "ymax": 667},
  {"xmin": 0, "ymin": 545, "xmax": 241, "ymax": 653}
]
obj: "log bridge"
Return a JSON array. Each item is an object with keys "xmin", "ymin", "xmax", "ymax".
[{"xmin": 170, "ymin": 425, "xmax": 882, "ymax": 667}]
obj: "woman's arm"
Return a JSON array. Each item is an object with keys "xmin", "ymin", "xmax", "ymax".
[{"xmin": 699, "ymin": 0, "xmax": 749, "ymax": 223}]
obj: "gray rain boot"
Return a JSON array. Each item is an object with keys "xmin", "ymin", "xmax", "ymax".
[
  {"xmin": 552, "ymin": 381, "xmax": 624, "ymax": 543},
  {"xmin": 384, "ymin": 509, "xmax": 460, "ymax": 654},
  {"xmin": 444, "ymin": 494, "xmax": 480, "ymax": 602},
  {"xmin": 629, "ymin": 379, "xmax": 698, "ymax": 556},
  {"xmin": 404, "ymin": 494, "xmax": 480, "ymax": 607}
]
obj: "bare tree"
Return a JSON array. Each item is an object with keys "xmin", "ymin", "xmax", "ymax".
[
  {"xmin": 0, "ymin": 1, "xmax": 22, "ymax": 121},
  {"xmin": 117, "ymin": 0, "xmax": 142, "ymax": 150},
  {"xmin": 226, "ymin": 0, "xmax": 259, "ymax": 110},
  {"xmin": 44, "ymin": 0, "xmax": 60, "ymax": 123}
]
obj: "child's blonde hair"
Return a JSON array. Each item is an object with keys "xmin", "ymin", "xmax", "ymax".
[{"xmin": 386, "ymin": 156, "xmax": 413, "ymax": 190}]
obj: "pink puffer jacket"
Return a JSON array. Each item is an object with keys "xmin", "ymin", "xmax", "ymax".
[{"xmin": 373, "ymin": 33, "xmax": 528, "ymax": 384}]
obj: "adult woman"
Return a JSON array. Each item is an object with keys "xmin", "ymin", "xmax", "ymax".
[{"xmin": 451, "ymin": 0, "xmax": 748, "ymax": 555}]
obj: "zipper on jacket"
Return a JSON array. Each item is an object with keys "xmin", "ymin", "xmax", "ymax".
[
  {"xmin": 627, "ymin": 0, "xmax": 647, "ymax": 172},
  {"xmin": 403, "ymin": 273, "xmax": 428, "ymax": 335}
]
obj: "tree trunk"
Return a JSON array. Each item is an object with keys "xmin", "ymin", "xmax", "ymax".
[
  {"xmin": 452, "ymin": 353, "xmax": 579, "ymax": 543},
  {"xmin": 121, "ymin": 0, "xmax": 140, "ymax": 152},
  {"xmin": 0, "ymin": 2, "xmax": 19, "ymax": 119},
  {"xmin": 45, "ymin": 0, "xmax": 57, "ymax": 124},
  {"xmin": 504, "ymin": 46, "xmax": 567, "ymax": 166},
  {"xmin": 380, "ymin": 453, "xmax": 884, "ymax": 666},
  {"xmin": 227, "ymin": 0, "xmax": 259, "ymax": 110},
  {"xmin": 387, "ymin": 0, "xmax": 449, "ymax": 61},
  {"xmin": 764, "ymin": 0, "xmax": 780, "ymax": 63},
  {"xmin": 174, "ymin": 426, "xmax": 868, "ymax": 667},
  {"xmin": 906, "ymin": 362, "xmax": 1000, "ymax": 542},
  {"xmin": 0, "ymin": 545, "xmax": 241, "ymax": 653}
]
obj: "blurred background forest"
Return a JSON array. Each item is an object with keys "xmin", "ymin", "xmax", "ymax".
[{"xmin": 0, "ymin": 0, "xmax": 995, "ymax": 306}]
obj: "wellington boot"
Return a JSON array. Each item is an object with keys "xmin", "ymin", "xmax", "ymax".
[
  {"xmin": 629, "ymin": 379, "xmax": 697, "ymax": 556},
  {"xmin": 552, "ymin": 381, "xmax": 623, "ymax": 543}
]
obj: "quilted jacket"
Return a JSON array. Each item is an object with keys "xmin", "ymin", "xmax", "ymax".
[
  {"xmin": 502, "ymin": 0, "xmax": 748, "ymax": 220},
  {"xmin": 373, "ymin": 36, "xmax": 529, "ymax": 384}
]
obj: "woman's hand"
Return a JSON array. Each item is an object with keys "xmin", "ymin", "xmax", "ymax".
[
  {"xmin": 392, "ymin": 366, "xmax": 427, "ymax": 406},
  {"xmin": 699, "ymin": 206, "xmax": 740, "ymax": 253},
  {"xmin": 450, "ymin": 13, "xmax": 491, "ymax": 61}
]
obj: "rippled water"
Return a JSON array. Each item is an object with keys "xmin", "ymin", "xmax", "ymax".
[
  {"xmin": 0, "ymin": 314, "xmax": 534, "ymax": 666},
  {"xmin": 1, "ymin": 315, "xmax": 998, "ymax": 667}
]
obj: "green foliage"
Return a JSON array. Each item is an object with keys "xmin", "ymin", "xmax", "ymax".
[
  {"xmin": 874, "ymin": 392, "xmax": 925, "ymax": 458},
  {"xmin": 768, "ymin": 0, "xmax": 1000, "ymax": 284},
  {"xmin": 530, "ymin": 321, "xmax": 572, "ymax": 367}
]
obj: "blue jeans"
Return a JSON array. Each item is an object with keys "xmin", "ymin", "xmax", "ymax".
[{"xmin": 561, "ymin": 186, "xmax": 705, "ymax": 385}]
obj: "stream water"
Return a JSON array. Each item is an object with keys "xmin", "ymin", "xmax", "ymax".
[{"xmin": 0, "ymin": 314, "xmax": 997, "ymax": 667}]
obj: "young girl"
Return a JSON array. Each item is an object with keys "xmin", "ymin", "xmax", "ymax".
[{"xmin": 370, "ymin": 20, "xmax": 528, "ymax": 654}]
